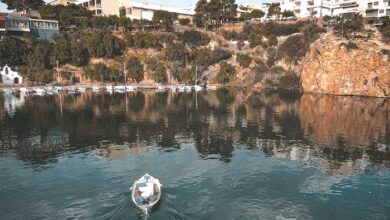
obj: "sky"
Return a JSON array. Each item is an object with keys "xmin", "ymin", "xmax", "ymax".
[{"xmin": 0, "ymin": 0, "xmax": 270, "ymax": 13}]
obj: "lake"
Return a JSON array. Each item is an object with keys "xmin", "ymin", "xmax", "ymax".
[{"xmin": 0, "ymin": 89, "xmax": 389, "ymax": 220}]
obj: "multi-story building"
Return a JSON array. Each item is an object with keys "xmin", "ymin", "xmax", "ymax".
[
  {"xmin": 279, "ymin": 0, "xmax": 390, "ymax": 19},
  {"xmin": 0, "ymin": 14, "xmax": 59, "ymax": 40},
  {"xmin": 76, "ymin": 0, "xmax": 121, "ymax": 16},
  {"xmin": 119, "ymin": 1, "xmax": 194, "ymax": 21}
]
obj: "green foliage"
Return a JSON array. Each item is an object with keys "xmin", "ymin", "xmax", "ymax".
[
  {"xmin": 0, "ymin": 37, "xmax": 29, "ymax": 66},
  {"xmin": 379, "ymin": 17, "xmax": 390, "ymax": 44},
  {"xmin": 27, "ymin": 41, "xmax": 53, "ymax": 70},
  {"xmin": 220, "ymin": 30, "xmax": 238, "ymax": 40},
  {"xmin": 331, "ymin": 13, "xmax": 364, "ymax": 39},
  {"xmin": 340, "ymin": 41, "xmax": 359, "ymax": 50},
  {"xmin": 145, "ymin": 57, "xmax": 159, "ymax": 71},
  {"xmin": 127, "ymin": 57, "xmax": 144, "ymax": 83},
  {"xmin": 39, "ymin": 4, "xmax": 92, "ymax": 28},
  {"xmin": 282, "ymin": 10, "xmax": 295, "ymax": 18},
  {"xmin": 179, "ymin": 18, "xmax": 191, "ymax": 26},
  {"xmin": 195, "ymin": 0, "xmax": 238, "ymax": 30},
  {"xmin": 152, "ymin": 10, "xmax": 178, "ymax": 32},
  {"xmin": 177, "ymin": 30, "xmax": 211, "ymax": 47},
  {"xmin": 84, "ymin": 63, "xmax": 121, "ymax": 82},
  {"xmin": 278, "ymin": 73, "xmax": 300, "ymax": 90},
  {"xmin": 266, "ymin": 47, "xmax": 277, "ymax": 67},
  {"xmin": 251, "ymin": 60, "xmax": 268, "ymax": 82},
  {"xmin": 301, "ymin": 23, "xmax": 325, "ymax": 43},
  {"xmin": 171, "ymin": 61, "xmax": 185, "ymax": 81},
  {"xmin": 216, "ymin": 61, "xmax": 235, "ymax": 84},
  {"xmin": 165, "ymin": 42, "xmax": 188, "ymax": 62},
  {"xmin": 278, "ymin": 35, "xmax": 308, "ymax": 64},
  {"xmin": 51, "ymin": 34, "xmax": 72, "ymax": 65},
  {"xmin": 263, "ymin": 21, "xmax": 304, "ymax": 36},
  {"xmin": 250, "ymin": 9, "xmax": 265, "ymax": 19},
  {"xmin": 29, "ymin": 68, "xmax": 53, "ymax": 84},
  {"xmin": 126, "ymin": 32, "xmax": 161, "ymax": 49},
  {"xmin": 83, "ymin": 29, "xmax": 123, "ymax": 58},
  {"xmin": 181, "ymin": 66, "xmax": 197, "ymax": 84},
  {"xmin": 194, "ymin": 48, "xmax": 232, "ymax": 68},
  {"xmin": 71, "ymin": 42, "xmax": 89, "ymax": 67},
  {"xmin": 267, "ymin": 3, "xmax": 281, "ymax": 18},
  {"xmin": 237, "ymin": 53, "xmax": 252, "ymax": 68},
  {"xmin": 249, "ymin": 33, "xmax": 263, "ymax": 48},
  {"xmin": 1, "ymin": 0, "xmax": 44, "ymax": 10},
  {"xmin": 152, "ymin": 63, "xmax": 168, "ymax": 83},
  {"xmin": 267, "ymin": 35, "xmax": 278, "ymax": 47}
]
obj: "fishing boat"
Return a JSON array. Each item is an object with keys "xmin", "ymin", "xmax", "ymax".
[
  {"xmin": 67, "ymin": 86, "xmax": 78, "ymax": 94},
  {"xmin": 92, "ymin": 86, "xmax": 100, "ymax": 92},
  {"xmin": 78, "ymin": 87, "xmax": 86, "ymax": 93},
  {"xmin": 126, "ymin": 85, "xmax": 136, "ymax": 92},
  {"xmin": 19, "ymin": 87, "xmax": 31, "ymax": 94},
  {"xmin": 130, "ymin": 174, "xmax": 162, "ymax": 214},
  {"xmin": 194, "ymin": 85, "xmax": 203, "ymax": 92},
  {"xmin": 106, "ymin": 85, "xmax": 113, "ymax": 91}
]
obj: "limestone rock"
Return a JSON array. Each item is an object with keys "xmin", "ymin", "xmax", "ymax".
[{"xmin": 301, "ymin": 32, "xmax": 390, "ymax": 97}]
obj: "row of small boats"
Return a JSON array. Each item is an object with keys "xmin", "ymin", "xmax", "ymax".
[{"xmin": 1, "ymin": 84, "xmax": 217, "ymax": 96}]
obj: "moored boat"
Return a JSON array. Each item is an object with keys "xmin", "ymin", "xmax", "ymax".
[{"xmin": 130, "ymin": 174, "xmax": 162, "ymax": 214}]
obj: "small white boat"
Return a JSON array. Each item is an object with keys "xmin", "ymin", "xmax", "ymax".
[
  {"xmin": 19, "ymin": 87, "xmax": 31, "ymax": 94},
  {"xmin": 78, "ymin": 87, "xmax": 86, "ymax": 93},
  {"xmin": 126, "ymin": 86, "xmax": 136, "ymax": 92},
  {"xmin": 157, "ymin": 85, "xmax": 166, "ymax": 91},
  {"xmin": 130, "ymin": 174, "xmax": 162, "ymax": 214},
  {"xmin": 92, "ymin": 86, "xmax": 100, "ymax": 92},
  {"xmin": 33, "ymin": 88, "xmax": 46, "ymax": 95},
  {"xmin": 194, "ymin": 85, "xmax": 203, "ymax": 92},
  {"xmin": 67, "ymin": 86, "xmax": 78, "ymax": 94},
  {"xmin": 177, "ymin": 86, "xmax": 186, "ymax": 92},
  {"xmin": 53, "ymin": 86, "xmax": 63, "ymax": 92},
  {"xmin": 185, "ymin": 86, "xmax": 192, "ymax": 92},
  {"xmin": 106, "ymin": 85, "xmax": 113, "ymax": 91}
]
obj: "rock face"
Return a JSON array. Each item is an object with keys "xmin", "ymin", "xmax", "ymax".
[{"xmin": 301, "ymin": 32, "xmax": 390, "ymax": 97}]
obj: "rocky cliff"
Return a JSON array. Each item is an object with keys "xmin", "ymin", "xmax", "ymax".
[{"xmin": 301, "ymin": 32, "xmax": 390, "ymax": 97}]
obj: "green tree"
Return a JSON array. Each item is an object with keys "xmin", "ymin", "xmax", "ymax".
[
  {"xmin": 282, "ymin": 10, "xmax": 295, "ymax": 19},
  {"xmin": 165, "ymin": 42, "xmax": 188, "ymax": 62},
  {"xmin": 51, "ymin": 34, "xmax": 72, "ymax": 65},
  {"xmin": 179, "ymin": 18, "xmax": 191, "ymax": 26},
  {"xmin": 152, "ymin": 10, "xmax": 177, "ymax": 32},
  {"xmin": 250, "ymin": 9, "xmax": 265, "ymax": 19},
  {"xmin": 221, "ymin": 0, "xmax": 238, "ymax": 23},
  {"xmin": 127, "ymin": 57, "xmax": 144, "ymax": 83},
  {"xmin": 0, "ymin": 37, "xmax": 29, "ymax": 66},
  {"xmin": 177, "ymin": 30, "xmax": 211, "ymax": 47},
  {"xmin": 71, "ymin": 41, "xmax": 90, "ymax": 66},
  {"xmin": 195, "ymin": 0, "xmax": 209, "ymax": 29},
  {"xmin": 268, "ymin": 3, "xmax": 281, "ymax": 19},
  {"xmin": 332, "ymin": 13, "xmax": 364, "ymax": 39},
  {"xmin": 152, "ymin": 64, "xmax": 168, "ymax": 83},
  {"xmin": 216, "ymin": 61, "xmax": 235, "ymax": 84},
  {"xmin": 27, "ymin": 41, "xmax": 52, "ymax": 70},
  {"xmin": 267, "ymin": 35, "xmax": 278, "ymax": 47},
  {"xmin": 1, "ymin": 0, "xmax": 44, "ymax": 11}
]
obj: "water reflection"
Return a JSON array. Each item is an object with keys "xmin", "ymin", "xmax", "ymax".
[{"xmin": 0, "ymin": 90, "xmax": 389, "ymax": 175}]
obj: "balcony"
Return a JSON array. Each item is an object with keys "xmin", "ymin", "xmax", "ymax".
[{"xmin": 365, "ymin": 10, "xmax": 379, "ymax": 17}]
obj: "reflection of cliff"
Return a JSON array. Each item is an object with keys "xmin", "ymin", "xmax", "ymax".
[{"xmin": 300, "ymin": 94, "xmax": 390, "ymax": 147}]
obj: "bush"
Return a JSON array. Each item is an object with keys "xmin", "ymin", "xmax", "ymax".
[
  {"xmin": 193, "ymin": 48, "xmax": 232, "ymax": 68},
  {"xmin": 380, "ymin": 17, "xmax": 390, "ymax": 44},
  {"xmin": 340, "ymin": 41, "xmax": 359, "ymax": 50},
  {"xmin": 278, "ymin": 35, "xmax": 308, "ymax": 64},
  {"xmin": 263, "ymin": 21, "xmax": 304, "ymax": 36},
  {"xmin": 237, "ymin": 53, "xmax": 252, "ymax": 68},
  {"xmin": 220, "ymin": 30, "xmax": 239, "ymax": 41},
  {"xmin": 301, "ymin": 23, "xmax": 325, "ymax": 43},
  {"xmin": 267, "ymin": 47, "xmax": 277, "ymax": 67},
  {"xmin": 181, "ymin": 67, "xmax": 197, "ymax": 84},
  {"xmin": 84, "ymin": 63, "xmax": 122, "ymax": 82},
  {"xmin": 145, "ymin": 57, "xmax": 159, "ymax": 71},
  {"xmin": 269, "ymin": 66, "xmax": 286, "ymax": 74},
  {"xmin": 251, "ymin": 60, "xmax": 268, "ymax": 82},
  {"xmin": 278, "ymin": 73, "xmax": 300, "ymax": 90},
  {"xmin": 267, "ymin": 35, "xmax": 278, "ymax": 47},
  {"xmin": 165, "ymin": 42, "xmax": 188, "ymax": 61},
  {"xmin": 249, "ymin": 33, "xmax": 263, "ymax": 48},
  {"xmin": 83, "ymin": 29, "xmax": 123, "ymax": 58},
  {"xmin": 27, "ymin": 41, "xmax": 52, "ymax": 70},
  {"xmin": 126, "ymin": 57, "xmax": 144, "ymax": 82},
  {"xmin": 216, "ymin": 62, "xmax": 235, "ymax": 84},
  {"xmin": 152, "ymin": 63, "xmax": 167, "ymax": 83},
  {"xmin": 0, "ymin": 37, "xmax": 29, "ymax": 67},
  {"xmin": 177, "ymin": 30, "xmax": 211, "ymax": 47},
  {"xmin": 179, "ymin": 18, "xmax": 191, "ymax": 26},
  {"xmin": 331, "ymin": 13, "xmax": 364, "ymax": 39},
  {"xmin": 127, "ymin": 32, "xmax": 161, "ymax": 49}
]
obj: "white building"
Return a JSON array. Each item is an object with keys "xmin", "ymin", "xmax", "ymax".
[
  {"xmin": 1, "ymin": 65, "xmax": 23, "ymax": 84},
  {"xmin": 279, "ymin": 0, "xmax": 390, "ymax": 19}
]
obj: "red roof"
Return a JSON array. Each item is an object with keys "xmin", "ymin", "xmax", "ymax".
[{"xmin": 0, "ymin": 17, "xmax": 6, "ymax": 21}]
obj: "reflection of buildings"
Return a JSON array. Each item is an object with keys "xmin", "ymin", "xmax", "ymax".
[{"xmin": 3, "ymin": 94, "xmax": 25, "ymax": 117}]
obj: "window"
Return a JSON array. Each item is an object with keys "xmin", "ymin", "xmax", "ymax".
[
  {"xmin": 127, "ymin": 8, "xmax": 132, "ymax": 15},
  {"xmin": 374, "ymin": 2, "xmax": 378, "ymax": 5},
  {"xmin": 379, "ymin": 9, "xmax": 384, "ymax": 13}
]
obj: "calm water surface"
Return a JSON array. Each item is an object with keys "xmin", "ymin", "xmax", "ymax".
[{"xmin": 0, "ymin": 89, "xmax": 389, "ymax": 220}]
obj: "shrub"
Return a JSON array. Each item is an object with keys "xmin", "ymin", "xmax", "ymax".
[
  {"xmin": 29, "ymin": 68, "xmax": 53, "ymax": 84},
  {"xmin": 216, "ymin": 62, "xmax": 235, "ymax": 84},
  {"xmin": 220, "ymin": 30, "xmax": 239, "ymax": 40},
  {"xmin": 165, "ymin": 42, "xmax": 188, "ymax": 61},
  {"xmin": 84, "ymin": 63, "xmax": 122, "ymax": 82},
  {"xmin": 126, "ymin": 57, "xmax": 144, "ymax": 82},
  {"xmin": 145, "ymin": 57, "xmax": 159, "ymax": 71},
  {"xmin": 83, "ymin": 29, "xmax": 123, "ymax": 58},
  {"xmin": 251, "ymin": 60, "xmax": 268, "ymax": 82},
  {"xmin": 171, "ymin": 61, "xmax": 185, "ymax": 81},
  {"xmin": 379, "ymin": 17, "xmax": 390, "ymax": 44},
  {"xmin": 128, "ymin": 32, "xmax": 161, "ymax": 49},
  {"xmin": 278, "ymin": 73, "xmax": 300, "ymax": 90},
  {"xmin": 340, "ymin": 41, "xmax": 359, "ymax": 50},
  {"xmin": 267, "ymin": 35, "xmax": 278, "ymax": 47},
  {"xmin": 301, "ymin": 23, "xmax": 325, "ymax": 43},
  {"xmin": 181, "ymin": 67, "xmax": 197, "ymax": 84},
  {"xmin": 249, "ymin": 33, "xmax": 263, "ymax": 48},
  {"xmin": 263, "ymin": 21, "xmax": 303, "ymax": 36},
  {"xmin": 237, "ymin": 53, "xmax": 252, "ymax": 68},
  {"xmin": 332, "ymin": 13, "xmax": 364, "ymax": 39},
  {"xmin": 177, "ymin": 30, "xmax": 211, "ymax": 47},
  {"xmin": 179, "ymin": 18, "xmax": 191, "ymax": 26},
  {"xmin": 27, "ymin": 41, "xmax": 53, "ymax": 70},
  {"xmin": 267, "ymin": 47, "xmax": 277, "ymax": 67},
  {"xmin": 278, "ymin": 35, "xmax": 308, "ymax": 64},
  {"xmin": 269, "ymin": 66, "xmax": 286, "ymax": 74},
  {"xmin": 193, "ymin": 48, "xmax": 232, "ymax": 68},
  {"xmin": 152, "ymin": 63, "xmax": 167, "ymax": 83}
]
